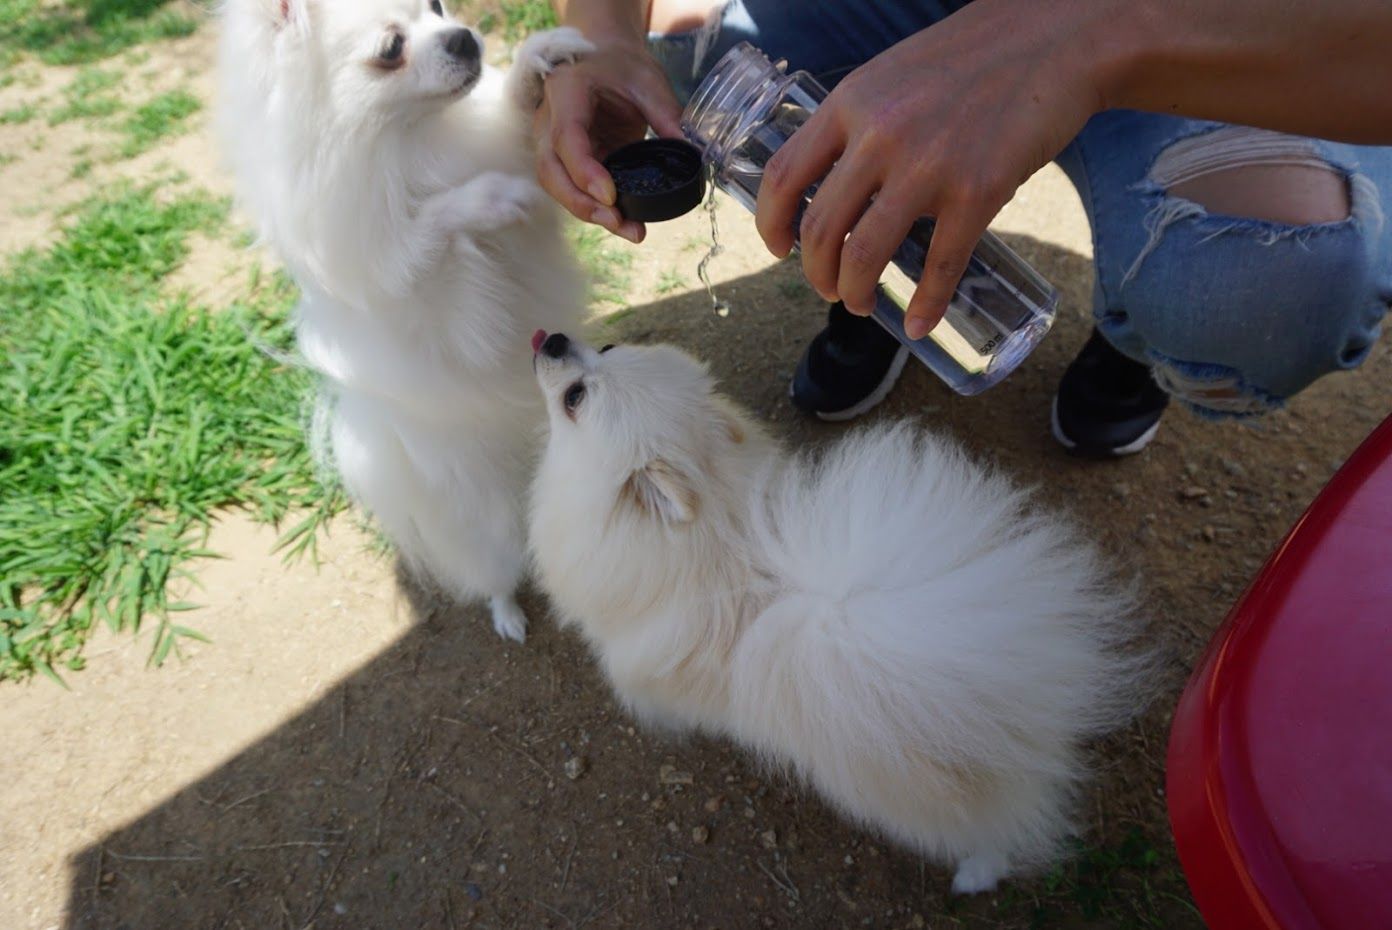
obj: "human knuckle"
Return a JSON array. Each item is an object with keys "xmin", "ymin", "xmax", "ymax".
[
  {"xmin": 841, "ymin": 234, "xmax": 881, "ymax": 275},
  {"xmin": 763, "ymin": 151, "xmax": 794, "ymax": 194},
  {"xmin": 955, "ymin": 172, "xmax": 1006, "ymax": 209},
  {"xmin": 929, "ymin": 254, "xmax": 966, "ymax": 281},
  {"xmin": 799, "ymin": 206, "xmax": 829, "ymax": 249}
]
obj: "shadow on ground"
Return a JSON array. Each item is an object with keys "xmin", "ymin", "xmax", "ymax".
[{"xmin": 64, "ymin": 232, "xmax": 1389, "ymax": 928}]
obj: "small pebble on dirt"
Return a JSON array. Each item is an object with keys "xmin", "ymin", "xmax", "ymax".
[
  {"xmin": 659, "ymin": 764, "xmax": 694, "ymax": 786},
  {"xmin": 564, "ymin": 756, "xmax": 587, "ymax": 780},
  {"xmin": 464, "ymin": 883, "xmax": 483, "ymax": 901},
  {"xmin": 760, "ymin": 829, "xmax": 778, "ymax": 849},
  {"xmin": 704, "ymin": 795, "xmax": 724, "ymax": 813},
  {"xmin": 1180, "ymin": 485, "xmax": 1208, "ymax": 500},
  {"xmin": 692, "ymin": 825, "xmax": 710, "ymax": 844}
]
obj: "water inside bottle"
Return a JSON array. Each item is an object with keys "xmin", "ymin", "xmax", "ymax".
[{"xmin": 715, "ymin": 99, "xmax": 1050, "ymax": 385}]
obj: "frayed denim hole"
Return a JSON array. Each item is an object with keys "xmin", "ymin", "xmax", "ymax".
[
  {"xmin": 1146, "ymin": 354, "xmax": 1283, "ymax": 419},
  {"xmin": 1339, "ymin": 337, "xmax": 1375, "ymax": 369}
]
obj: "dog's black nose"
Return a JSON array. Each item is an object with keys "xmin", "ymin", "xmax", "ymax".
[
  {"xmin": 443, "ymin": 28, "xmax": 479, "ymax": 62},
  {"xmin": 541, "ymin": 333, "xmax": 571, "ymax": 359}
]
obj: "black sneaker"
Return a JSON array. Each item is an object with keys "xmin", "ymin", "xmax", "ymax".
[
  {"xmin": 1052, "ymin": 328, "xmax": 1170, "ymax": 456},
  {"xmin": 791, "ymin": 302, "xmax": 909, "ymax": 421}
]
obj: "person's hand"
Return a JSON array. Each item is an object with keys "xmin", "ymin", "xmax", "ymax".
[
  {"xmin": 532, "ymin": 37, "xmax": 683, "ymax": 244},
  {"xmin": 754, "ymin": 0, "xmax": 1106, "ymax": 338}
]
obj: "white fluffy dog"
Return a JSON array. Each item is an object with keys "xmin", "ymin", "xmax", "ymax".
[
  {"xmin": 529, "ymin": 333, "xmax": 1151, "ymax": 893},
  {"xmin": 217, "ymin": 0, "xmax": 593, "ymax": 639}
]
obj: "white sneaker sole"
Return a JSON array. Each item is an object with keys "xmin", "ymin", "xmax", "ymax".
[
  {"xmin": 793, "ymin": 345, "xmax": 911, "ymax": 423},
  {"xmin": 1050, "ymin": 395, "xmax": 1159, "ymax": 456}
]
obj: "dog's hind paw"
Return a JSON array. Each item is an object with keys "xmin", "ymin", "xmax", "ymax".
[
  {"xmin": 950, "ymin": 853, "xmax": 1008, "ymax": 895},
  {"xmin": 489, "ymin": 595, "xmax": 528, "ymax": 643},
  {"xmin": 507, "ymin": 26, "xmax": 595, "ymax": 110}
]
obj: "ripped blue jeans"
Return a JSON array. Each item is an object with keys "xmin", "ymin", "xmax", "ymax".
[{"xmin": 650, "ymin": 0, "xmax": 1392, "ymax": 415}]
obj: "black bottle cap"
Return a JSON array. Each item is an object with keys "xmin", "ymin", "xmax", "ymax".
[{"xmin": 602, "ymin": 138, "xmax": 706, "ymax": 223}]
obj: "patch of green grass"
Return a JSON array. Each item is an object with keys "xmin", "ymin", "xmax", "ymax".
[
  {"xmin": 48, "ymin": 65, "xmax": 122, "ymax": 124},
  {"xmin": 776, "ymin": 275, "xmax": 811, "ymax": 300},
  {"xmin": 569, "ymin": 222, "xmax": 632, "ymax": 308},
  {"xmin": 476, "ymin": 0, "xmax": 556, "ymax": 41},
  {"xmin": 71, "ymin": 157, "xmax": 92, "ymax": 178},
  {"xmin": 11, "ymin": 66, "xmax": 44, "ymax": 88},
  {"xmin": 655, "ymin": 268, "xmax": 685, "ymax": 295},
  {"xmin": 0, "ymin": 152, "xmax": 17, "ymax": 168},
  {"xmin": 0, "ymin": 184, "xmax": 343, "ymax": 684},
  {"xmin": 992, "ymin": 828, "xmax": 1199, "ymax": 929},
  {"xmin": 51, "ymin": 94, "xmax": 120, "ymax": 124},
  {"xmin": 0, "ymin": 101, "xmax": 38, "ymax": 124},
  {"xmin": 0, "ymin": 0, "xmax": 197, "ymax": 68},
  {"xmin": 118, "ymin": 87, "xmax": 199, "ymax": 157}
]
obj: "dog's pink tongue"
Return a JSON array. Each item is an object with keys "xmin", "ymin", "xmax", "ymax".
[{"xmin": 531, "ymin": 329, "xmax": 546, "ymax": 354}]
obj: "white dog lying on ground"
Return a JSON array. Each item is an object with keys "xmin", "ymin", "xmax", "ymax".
[
  {"xmin": 218, "ymin": 1, "xmax": 592, "ymax": 640},
  {"xmin": 528, "ymin": 332, "xmax": 1153, "ymax": 893}
]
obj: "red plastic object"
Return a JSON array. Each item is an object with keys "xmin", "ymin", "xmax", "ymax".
[{"xmin": 1167, "ymin": 413, "xmax": 1392, "ymax": 930}]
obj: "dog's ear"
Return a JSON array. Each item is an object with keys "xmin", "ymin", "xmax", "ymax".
[
  {"xmin": 264, "ymin": 0, "xmax": 311, "ymax": 32},
  {"xmin": 716, "ymin": 406, "xmax": 745, "ymax": 446},
  {"xmin": 624, "ymin": 459, "xmax": 698, "ymax": 524}
]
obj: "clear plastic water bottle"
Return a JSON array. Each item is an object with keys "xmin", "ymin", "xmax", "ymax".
[{"xmin": 681, "ymin": 42, "xmax": 1058, "ymax": 396}]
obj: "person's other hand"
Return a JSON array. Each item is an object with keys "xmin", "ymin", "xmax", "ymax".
[
  {"xmin": 532, "ymin": 39, "xmax": 683, "ymax": 244},
  {"xmin": 754, "ymin": 0, "xmax": 1105, "ymax": 338}
]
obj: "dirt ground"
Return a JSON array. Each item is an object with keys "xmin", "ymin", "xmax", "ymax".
[{"xmin": 4, "ymin": 16, "xmax": 1392, "ymax": 930}]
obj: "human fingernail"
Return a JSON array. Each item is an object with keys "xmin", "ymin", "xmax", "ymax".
[
  {"xmin": 905, "ymin": 316, "xmax": 931, "ymax": 341},
  {"xmin": 588, "ymin": 180, "xmax": 614, "ymax": 206},
  {"xmin": 593, "ymin": 206, "xmax": 619, "ymax": 228}
]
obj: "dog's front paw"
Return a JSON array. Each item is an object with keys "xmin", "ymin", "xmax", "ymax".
[
  {"xmin": 435, "ymin": 172, "xmax": 541, "ymax": 235},
  {"xmin": 507, "ymin": 26, "xmax": 595, "ymax": 110},
  {"xmin": 489, "ymin": 595, "xmax": 528, "ymax": 643}
]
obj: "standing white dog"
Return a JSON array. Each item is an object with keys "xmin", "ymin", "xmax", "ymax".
[
  {"xmin": 217, "ymin": 0, "xmax": 592, "ymax": 639},
  {"xmin": 529, "ymin": 333, "xmax": 1152, "ymax": 893}
]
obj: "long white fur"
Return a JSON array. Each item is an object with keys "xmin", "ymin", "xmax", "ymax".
[
  {"xmin": 217, "ymin": 0, "xmax": 593, "ymax": 639},
  {"xmin": 529, "ymin": 339, "xmax": 1152, "ymax": 893}
]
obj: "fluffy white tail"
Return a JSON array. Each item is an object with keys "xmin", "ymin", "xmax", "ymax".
[{"xmin": 731, "ymin": 423, "xmax": 1153, "ymax": 871}]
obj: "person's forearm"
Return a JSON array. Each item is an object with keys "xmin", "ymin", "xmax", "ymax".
[
  {"xmin": 553, "ymin": 0, "xmax": 650, "ymax": 46},
  {"xmin": 1095, "ymin": 0, "xmax": 1392, "ymax": 143}
]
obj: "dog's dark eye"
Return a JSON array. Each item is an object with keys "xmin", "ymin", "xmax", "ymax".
[
  {"xmin": 429, "ymin": 0, "xmax": 443, "ymax": 15},
  {"xmin": 563, "ymin": 381, "xmax": 586, "ymax": 413},
  {"xmin": 599, "ymin": 344, "xmax": 615, "ymax": 354},
  {"xmin": 379, "ymin": 32, "xmax": 405, "ymax": 62}
]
